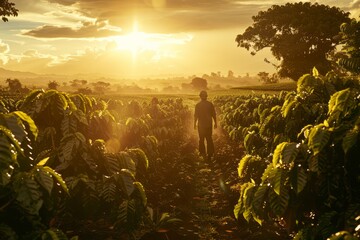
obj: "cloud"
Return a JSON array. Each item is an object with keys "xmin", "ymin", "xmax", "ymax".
[
  {"xmin": 0, "ymin": 41, "xmax": 10, "ymax": 54},
  {"xmin": 14, "ymin": 0, "xmax": 360, "ymax": 35},
  {"xmin": 22, "ymin": 20, "xmax": 122, "ymax": 38},
  {"xmin": 0, "ymin": 40, "xmax": 10, "ymax": 64},
  {"xmin": 36, "ymin": 0, "xmax": 266, "ymax": 33}
]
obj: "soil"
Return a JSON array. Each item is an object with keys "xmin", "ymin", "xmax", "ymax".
[{"xmin": 142, "ymin": 129, "xmax": 289, "ymax": 240}]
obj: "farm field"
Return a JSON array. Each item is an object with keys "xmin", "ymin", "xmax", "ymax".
[
  {"xmin": 0, "ymin": 72, "xmax": 359, "ymax": 240},
  {"xmin": 1, "ymin": 1, "xmax": 360, "ymax": 239}
]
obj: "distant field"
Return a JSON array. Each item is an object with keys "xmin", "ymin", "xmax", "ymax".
[
  {"xmin": 103, "ymin": 81, "xmax": 297, "ymax": 106},
  {"xmin": 209, "ymin": 81, "xmax": 296, "ymax": 97},
  {"xmin": 232, "ymin": 81, "xmax": 297, "ymax": 91}
]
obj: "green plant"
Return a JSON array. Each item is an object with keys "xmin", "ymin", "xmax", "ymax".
[
  {"xmin": 0, "ymin": 111, "xmax": 70, "ymax": 239},
  {"xmin": 231, "ymin": 72, "xmax": 360, "ymax": 239}
]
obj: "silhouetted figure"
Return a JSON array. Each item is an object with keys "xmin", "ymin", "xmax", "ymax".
[{"xmin": 194, "ymin": 90, "xmax": 217, "ymax": 160}]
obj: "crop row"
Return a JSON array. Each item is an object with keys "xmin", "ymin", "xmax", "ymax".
[
  {"xmin": 215, "ymin": 70, "xmax": 360, "ymax": 239},
  {"xmin": 0, "ymin": 91, "xmax": 191, "ymax": 239}
]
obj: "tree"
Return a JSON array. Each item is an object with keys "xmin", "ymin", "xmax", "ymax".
[
  {"xmin": 257, "ymin": 71, "xmax": 279, "ymax": 84},
  {"xmin": 92, "ymin": 81, "xmax": 110, "ymax": 94},
  {"xmin": 48, "ymin": 80, "xmax": 59, "ymax": 90},
  {"xmin": 236, "ymin": 2, "xmax": 350, "ymax": 80},
  {"xmin": 70, "ymin": 79, "xmax": 87, "ymax": 88},
  {"xmin": 191, "ymin": 77, "xmax": 207, "ymax": 91},
  {"xmin": 338, "ymin": 18, "xmax": 360, "ymax": 74},
  {"xmin": 6, "ymin": 78, "xmax": 22, "ymax": 92},
  {"xmin": 0, "ymin": 0, "xmax": 18, "ymax": 22}
]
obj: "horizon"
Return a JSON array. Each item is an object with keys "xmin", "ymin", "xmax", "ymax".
[{"xmin": 0, "ymin": 1, "xmax": 359, "ymax": 79}]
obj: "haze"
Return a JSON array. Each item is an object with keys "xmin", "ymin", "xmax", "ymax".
[{"xmin": 0, "ymin": 0, "xmax": 359, "ymax": 80}]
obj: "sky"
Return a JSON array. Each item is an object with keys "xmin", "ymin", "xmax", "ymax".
[{"xmin": 0, "ymin": 0, "xmax": 359, "ymax": 79}]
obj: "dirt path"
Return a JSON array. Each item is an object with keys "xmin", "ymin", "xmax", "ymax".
[{"xmin": 144, "ymin": 129, "xmax": 246, "ymax": 239}]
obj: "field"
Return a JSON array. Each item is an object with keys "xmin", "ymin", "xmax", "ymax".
[{"xmin": 0, "ymin": 75, "xmax": 359, "ymax": 240}]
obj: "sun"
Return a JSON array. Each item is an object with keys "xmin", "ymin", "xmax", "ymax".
[{"xmin": 114, "ymin": 21, "xmax": 157, "ymax": 61}]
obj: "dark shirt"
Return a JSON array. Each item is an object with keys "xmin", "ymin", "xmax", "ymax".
[{"xmin": 194, "ymin": 100, "xmax": 216, "ymax": 129}]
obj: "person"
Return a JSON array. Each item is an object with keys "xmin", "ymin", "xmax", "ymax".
[{"xmin": 194, "ymin": 90, "xmax": 217, "ymax": 160}]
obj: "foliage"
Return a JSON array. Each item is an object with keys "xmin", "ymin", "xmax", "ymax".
[
  {"xmin": 48, "ymin": 81, "xmax": 60, "ymax": 90},
  {"xmin": 236, "ymin": 2, "xmax": 350, "ymax": 80},
  {"xmin": 6, "ymin": 78, "xmax": 22, "ymax": 92},
  {"xmin": 92, "ymin": 81, "xmax": 110, "ymax": 94},
  {"xmin": 257, "ymin": 71, "xmax": 279, "ymax": 84},
  {"xmin": 0, "ymin": 111, "xmax": 71, "ymax": 239},
  {"xmin": 338, "ymin": 18, "xmax": 360, "ymax": 74},
  {"xmin": 0, "ymin": 89, "xmax": 195, "ymax": 238},
  {"xmin": 218, "ymin": 71, "xmax": 360, "ymax": 239},
  {"xmin": 191, "ymin": 77, "xmax": 208, "ymax": 91},
  {"xmin": 0, "ymin": 0, "xmax": 18, "ymax": 22}
]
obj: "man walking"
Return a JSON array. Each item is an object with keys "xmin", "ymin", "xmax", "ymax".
[{"xmin": 194, "ymin": 90, "xmax": 217, "ymax": 160}]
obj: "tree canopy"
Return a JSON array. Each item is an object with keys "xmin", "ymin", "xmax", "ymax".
[
  {"xmin": 236, "ymin": 2, "xmax": 350, "ymax": 80},
  {"xmin": 338, "ymin": 18, "xmax": 360, "ymax": 74},
  {"xmin": 6, "ymin": 78, "xmax": 22, "ymax": 92},
  {"xmin": 191, "ymin": 77, "xmax": 208, "ymax": 91},
  {"xmin": 0, "ymin": 0, "xmax": 18, "ymax": 22}
]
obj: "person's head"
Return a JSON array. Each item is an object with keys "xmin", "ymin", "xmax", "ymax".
[{"xmin": 199, "ymin": 90, "xmax": 207, "ymax": 100}]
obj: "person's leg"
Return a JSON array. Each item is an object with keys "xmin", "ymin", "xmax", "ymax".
[
  {"xmin": 205, "ymin": 128, "xmax": 214, "ymax": 159},
  {"xmin": 198, "ymin": 129, "xmax": 206, "ymax": 157}
]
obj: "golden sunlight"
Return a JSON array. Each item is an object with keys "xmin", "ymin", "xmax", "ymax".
[{"xmin": 114, "ymin": 21, "xmax": 157, "ymax": 61}]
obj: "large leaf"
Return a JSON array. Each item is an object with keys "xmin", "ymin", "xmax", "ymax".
[
  {"xmin": 118, "ymin": 152, "xmax": 136, "ymax": 174},
  {"xmin": 328, "ymin": 88, "xmax": 355, "ymax": 125},
  {"xmin": 43, "ymin": 166, "xmax": 69, "ymax": 194},
  {"xmin": 272, "ymin": 142, "xmax": 299, "ymax": 167},
  {"xmin": 252, "ymin": 185, "xmax": 270, "ymax": 225},
  {"xmin": 127, "ymin": 148, "xmax": 149, "ymax": 170},
  {"xmin": 281, "ymin": 99, "xmax": 298, "ymax": 118},
  {"xmin": 34, "ymin": 166, "xmax": 54, "ymax": 195},
  {"xmin": 238, "ymin": 154, "xmax": 252, "ymax": 178},
  {"xmin": 18, "ymin": 89, "xmax": 44, "ymax": 117},
  {"xmin": 133, "ymin": 181, "xmax": 147, "ymax": 207},
  {"xmin": 342, "ymin": 128, "xmax": 359, "ymax": 154},
  {"xmin": 117, "ymin": 199, "xmax": 137, "ymax": 232},
  {"xmin": 297, "ymin": 74, "xmax": 320, "ymax": 94},
  {"xmin": 0, "ymin": 134, "xmax": 18, "ymax": 185},
  {"xmin": 308, "ymin": 125, "xmax": 331, "ymax": 155},
  {"xmin": 242, "ymin": 183, "xmax": 257, "ymax": 222},
  {"xmin": 118, "ymin": 169, "xmax": 136, "ymax": 198},
  {"xmin": 234, "ymin": 182, "xmax": 255, "ymax": 220},
  {"xmin": 12, "ymin": 172, "xmax": 43, "ymax": 215},
  {"xmin": 42, "ymin": 90, "xmax": 69, "ymax": 113},
  {"xmin": 261, "ymin": 164, "xmax": 276, "ymax": 182},
  {"xmin": 291, "ymin": 167, "xmax": 308, "ymax": 194},
  {"xmin": 60, "ymin": 112, "xmax": 77, "ymax": 136},
  {"xmin": 11, "ymin": 111, "xmax": 38, "ymax": 139},
  {"xmin": 58, "ymin": 134, "xmax": 78, "ymax": 163},
  {"xmin": 105, "ymin": 154, "xmax": 120, "ymax": 174},
  {"xmin": 269, "ymin": 188, "xmax": 289, "ymax": 216},
  {"xmin": 273, "ymin": 168, "xmax": 285, "ymax": 196},
  {"xmin": 100, "ymin": 177, "xmax": 117, "ymax": 203},
  {"xmin": 57, "ymin": 132, "xmax": 86, "ymax": 170},
  {"xmin": 0, "ymin": 125, "xmax": 23, "ymax": 156},
  {"xmin": 308, "ymin": 155, "xmax": 319, "ymax": 172}
]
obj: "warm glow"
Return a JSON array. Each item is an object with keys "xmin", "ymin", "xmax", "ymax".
[{"xmin": 114, "ymin": 21, "xmax": 157, "ymax": 61}]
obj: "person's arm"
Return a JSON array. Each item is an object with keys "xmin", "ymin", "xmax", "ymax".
[
  {"xmin": 213, "ymin": 115, "xmax": 217, "ymax": 129},
  {"xmin": 194, "ymin": 106, "xmax": 198, "ymax": 130},
  {"xmin": 212, "ymin": 103, "xmax": 217, "ymax": 129}
]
